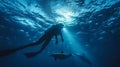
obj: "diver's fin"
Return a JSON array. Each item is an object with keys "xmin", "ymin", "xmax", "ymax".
[{"xmin": 0, "ymin": 49, "xmax": 17, "ymax": 57}]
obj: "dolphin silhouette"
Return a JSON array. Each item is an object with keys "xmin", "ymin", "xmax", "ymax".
[{"xmin": 50, "ymin": 52, "xmax": 72, "ymax": 61}]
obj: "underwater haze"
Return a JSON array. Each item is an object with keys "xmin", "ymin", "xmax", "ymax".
[{"xmin": 0, "ymin": 0, "xmax": 120, "ymax": 67}]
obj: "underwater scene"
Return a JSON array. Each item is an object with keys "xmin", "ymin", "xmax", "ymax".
[{"xmin": 0, "ymin": 0, "xmax": 120, "ymax": 67}]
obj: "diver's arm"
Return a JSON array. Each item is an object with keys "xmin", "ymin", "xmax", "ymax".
[
  {"xmin": 55, "ymin": 35, "xmax": 58, "ymax": 44},
  {"xmin": 60, "ymin": 32, "xmax": 64, "ymax": 42}
]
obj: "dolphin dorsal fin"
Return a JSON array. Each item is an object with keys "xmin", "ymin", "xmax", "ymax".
[{"xmin": 61, "ymin": 51, "xmax": 64, "ymax": 53}]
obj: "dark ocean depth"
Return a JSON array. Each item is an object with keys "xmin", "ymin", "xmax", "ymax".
[{"xmin": 0, "ymin": 0, "xmax": 120, "ymax": 67}]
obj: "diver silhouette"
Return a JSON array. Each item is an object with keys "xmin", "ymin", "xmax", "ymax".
[{"xmin": 0, "ymin": 23, "xmax": 64, "ymax": 58}]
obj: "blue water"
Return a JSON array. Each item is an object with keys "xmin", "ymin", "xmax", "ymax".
[{"xmin": 0, "ymin": 0, "xmax": 120, "ymax": 67}]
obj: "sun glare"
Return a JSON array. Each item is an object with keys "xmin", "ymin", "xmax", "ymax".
[{"xmin": 55, "ymin": 8, "xmax": 77, "ymax": 25}]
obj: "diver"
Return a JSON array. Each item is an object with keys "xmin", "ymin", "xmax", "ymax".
[
  {"xmin": 0, "ymin": 23, "xmax": 64, "ymax": 57},
  {"xmin": 24, "ymin": 23, "xmax": 64, "ymax": 58}
]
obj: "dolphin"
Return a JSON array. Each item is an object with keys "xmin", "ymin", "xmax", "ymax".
[{"xmin": 49, "ymin": 52, "xmax": 72, "ymax": 61}]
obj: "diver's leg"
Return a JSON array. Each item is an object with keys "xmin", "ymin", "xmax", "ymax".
[
  {"xmin": 37, "ymin": 38, "xmax": 51, "ymax": 53},
  {"xmin": 24, "ymin": 37, "xmax": 52, "ymax": 58},
  {"xmin": 25, "ymin": 34, "xmax": 48, "ymax": 47},
  {"xmin": 55, "ymin": 35, "xmax": 58, "ymax": 44},
  {"xmin": 0, "ymin": 34, "xmax": 48, "ymax": 57}
]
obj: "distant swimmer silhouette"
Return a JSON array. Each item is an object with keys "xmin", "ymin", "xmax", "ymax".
[{"xmin": 0, "ymin": 23, "xmax": 64, "ymax": 57}]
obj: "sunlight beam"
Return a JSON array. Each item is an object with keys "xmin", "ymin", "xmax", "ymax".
[{"xmin": 63, "ymin": 28, "xmax": 84, "ymax": 54}]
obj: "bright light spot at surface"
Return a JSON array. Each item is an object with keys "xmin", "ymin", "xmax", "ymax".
[
  {"xmin": 56, "ymin": 9, "xmax": 74, "ymax": 22},
  {"xmin": 54, "ymin": 8, "xmax": 78, "ymax": 25}
]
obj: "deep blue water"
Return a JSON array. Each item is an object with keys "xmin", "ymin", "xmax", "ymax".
[{"xmin": 0, "ymin": 0, "xmax": 120, "ymax": 67}]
